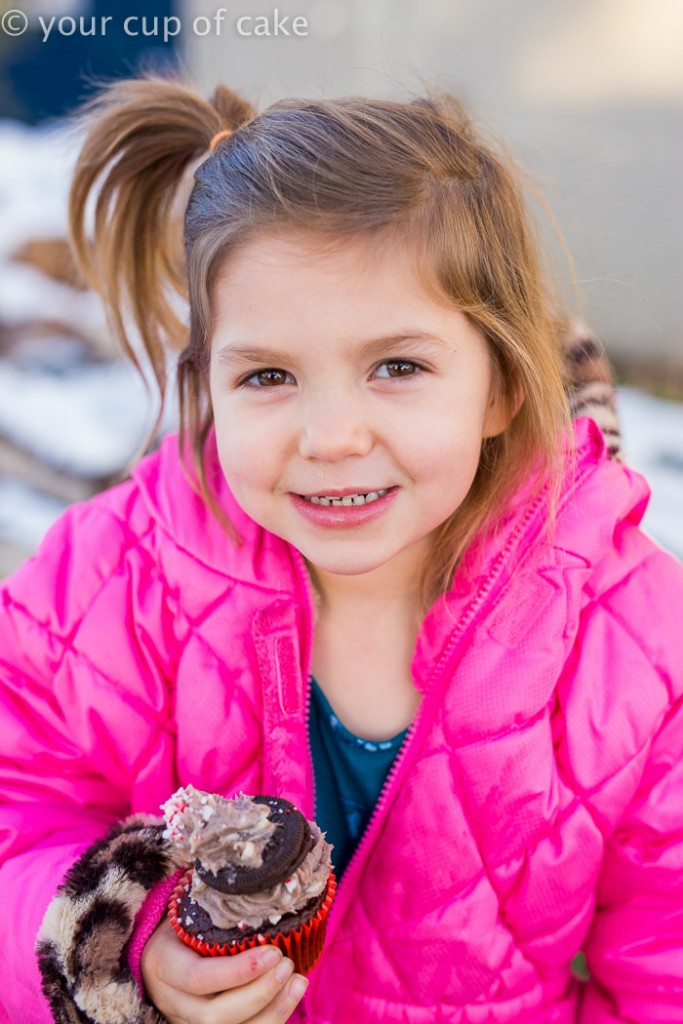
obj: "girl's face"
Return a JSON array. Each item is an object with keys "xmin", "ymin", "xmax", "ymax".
[{"xmin": 209, "ymin": 232, "xmax": 508, "ymax": 591}]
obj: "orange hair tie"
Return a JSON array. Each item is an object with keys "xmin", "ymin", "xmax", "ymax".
[{"xmin": 209, "ymin": 128, "xmax": 233, "ymax": 152}]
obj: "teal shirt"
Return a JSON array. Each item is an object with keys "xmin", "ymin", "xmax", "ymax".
[{"xmin": 308, "ymin": 676, "xmax": 409, "ymax": 878}]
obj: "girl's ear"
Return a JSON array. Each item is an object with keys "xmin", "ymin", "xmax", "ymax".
[{"xmin": 482, "ymin": 382, "xmax": 524, "ymax": 439}]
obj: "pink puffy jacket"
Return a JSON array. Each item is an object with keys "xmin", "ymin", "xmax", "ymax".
[{"xmin": 1, "ymin": 417, "xmax": 682, "ymax": 1023}]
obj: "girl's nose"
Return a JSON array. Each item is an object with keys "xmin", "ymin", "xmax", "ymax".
[{"xmin": 297, "ymin": 391, "xmax": 374, "ymax": 462}]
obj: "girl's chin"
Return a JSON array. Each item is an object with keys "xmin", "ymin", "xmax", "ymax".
[{"xmin": 301, "ymin": 554, "xmax": 392, "ymax": 578}]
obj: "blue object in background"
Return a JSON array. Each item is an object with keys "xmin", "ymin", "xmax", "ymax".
[{"xmin": 0, "ymin": 0, "xmax": 179, "ymax": 124}]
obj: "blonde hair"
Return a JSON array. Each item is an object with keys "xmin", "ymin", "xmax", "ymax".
[{"xmin": 69, "ymin": 74, "xmax": 571, "ymax": 610}]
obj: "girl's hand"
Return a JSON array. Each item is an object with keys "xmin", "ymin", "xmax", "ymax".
[{"xmin": 141, "ymin": 917, "xmax": 309, "ymax": 1023}]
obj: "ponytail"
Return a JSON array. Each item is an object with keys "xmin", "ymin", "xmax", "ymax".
[{"xmin": 68, "ymin": 74, "xmax": 254, "ymax": 431}]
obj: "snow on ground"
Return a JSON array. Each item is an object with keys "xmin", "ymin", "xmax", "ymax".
[
  {"xmin": 0, "ymin": 358, "xmax": 165, "ymax": 478},
  {"xmin": 0, "ymin": 118, "xmax": 111, "ymax": 346},
  {"xmin": 0, "ymin": 119, "xmax": 76, "ymax": 256},
  {"xmin": 618, "ymin": 387, "xmax": 683, "ymax": 559},
  {"xmin": 0, "ymin": 478, "xmax": 68, "ymax": 552}
]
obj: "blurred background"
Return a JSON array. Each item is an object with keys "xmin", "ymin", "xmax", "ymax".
[{"xmin": 1, "ymin": 0, "xmax": 682, "ymax": 576}]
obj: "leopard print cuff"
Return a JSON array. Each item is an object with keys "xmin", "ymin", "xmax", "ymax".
[{"xmin": 36, "ymin": 815, "xmax": 187, "ymax": 1024}]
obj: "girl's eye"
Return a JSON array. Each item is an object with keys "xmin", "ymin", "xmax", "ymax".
[
  {"xmin": 374, "ymin": 360, "xmax": 423, "ymax": 378},
  {"xmin": 242, "ymin": 368, "xmax": 294, "ymax": 388}
]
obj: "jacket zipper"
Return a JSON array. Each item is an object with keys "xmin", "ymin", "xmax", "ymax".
[
  {"xmin": 290, "ymin": 549, "xmax": 319, "ymax": 1024},
  {"xmin": 291, "ymin": 548, "xmax": 318, "ymax": 823}
]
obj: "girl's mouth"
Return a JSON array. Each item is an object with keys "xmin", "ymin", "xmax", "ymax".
[
  {"xmin": 290, "ymin": 486, "xmax": 398, "ymax": 528},
  {"xmin": 300, "ymin": 488, "xmax": 390, "ymax": 507}
]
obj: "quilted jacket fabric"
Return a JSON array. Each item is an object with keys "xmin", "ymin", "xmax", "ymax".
[{"xmin": 1, "ymin": 417, "xmax": 682, "ymax": 1023}]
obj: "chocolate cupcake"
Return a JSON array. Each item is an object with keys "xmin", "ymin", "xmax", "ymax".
[{"xmin": 163, "ymin": 786, "xmax": 335, "ymax": 974}]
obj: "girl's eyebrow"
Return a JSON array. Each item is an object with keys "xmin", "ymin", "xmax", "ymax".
[{"xmin": 214, "ymin": 331, "xmax": 448, "ymax": 366}]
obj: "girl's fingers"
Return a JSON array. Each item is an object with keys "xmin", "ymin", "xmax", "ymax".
[
  {"xmin": 151, "ymin": 953, "xmax": 298, "ymax": 1024},
  {"xmin": 200, "ymin": 956, "xmax": 296, "ymax": 1022},
  {"xmin": 174, "ymin": 944, "xmax": 284, "ymax": 997},
  {"xmin": 243, "ymin": 973, "xmax": 309, "ymax": 1023},
  {"xmin": 143, "ymin": 919, "xmax": 309, "ymax": 1023},
  {"xmin": 152, "ymin": 923, "xmax": 283, "ymax": 996}
]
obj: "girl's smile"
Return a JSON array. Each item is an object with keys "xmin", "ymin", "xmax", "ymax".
[
  {"xmin": 290, "ymin": 485, "xmax": 399, "ymax": 528},
  {"xmin": 209, "ymin": 231, "xmax": 509, "ymax": 596}
]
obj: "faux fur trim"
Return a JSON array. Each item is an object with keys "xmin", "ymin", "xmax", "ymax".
[
  {"xmin": 36, "ymin": 814, "xmax": 187, "ymax": 1024},
  {"xmin": 561, "ymin": 317, "xmax": 623, "ymax": 461}
]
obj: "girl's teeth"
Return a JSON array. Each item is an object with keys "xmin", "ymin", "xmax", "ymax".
[{"xmin": 304, "ymin": 489, "xmax": 388, "ymax": 507}]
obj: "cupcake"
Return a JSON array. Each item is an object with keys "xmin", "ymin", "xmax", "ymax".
[{"xmin": 163, "ymin": 786, "xmax": 335, "ymax": 975}]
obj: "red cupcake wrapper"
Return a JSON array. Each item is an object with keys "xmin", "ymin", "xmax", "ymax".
[{"xmin": 168, "ymin": 868, "xmax": 336, "ymax": 976}]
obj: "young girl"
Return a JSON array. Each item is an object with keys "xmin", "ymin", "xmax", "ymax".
[{"xmin": 0, "ymin": 75, "xmax": 681, "ymax": 1024}]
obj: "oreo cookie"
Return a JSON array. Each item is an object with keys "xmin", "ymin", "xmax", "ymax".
[{"xmin": 195, "ymin": 795, "xmax": 313, "ymax": 895}]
